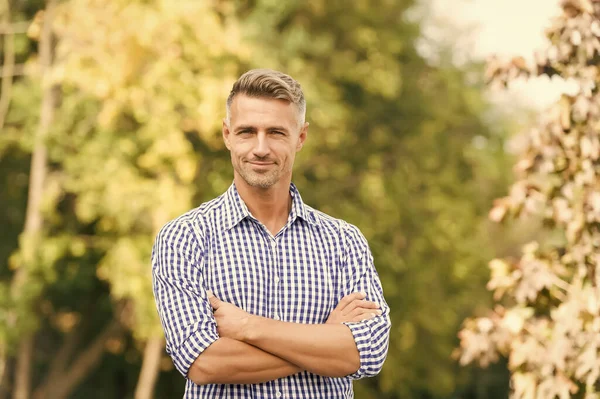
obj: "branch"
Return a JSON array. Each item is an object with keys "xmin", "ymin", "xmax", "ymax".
[
  {"xmin": 34, "ymin": 300, "xmax": 131, "ymax": 399},
  {"xmin": 0, "ymin": 21, "xmax": 31, "ymax": 34},
  {"xmin": 31, "ymin": 329, "xmax": 81, "ymax": 399},
  {"xmin": 47, "ymin": 318, "xmax": 124, "ymax": 399}
]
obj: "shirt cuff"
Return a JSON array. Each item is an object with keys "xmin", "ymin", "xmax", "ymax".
[
  {"xmin": 172, "ymin": 328, "xmax": 220, "ymax": 378},
  {"xmin": 343, "ymin": 320, "xmax": 373, "ymax": 380}
]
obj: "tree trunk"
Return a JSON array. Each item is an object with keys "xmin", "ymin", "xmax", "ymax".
[
  {"xmin": 0, "ymin": 358, "xmax": 12, "ymax": 399},
  {"xmin": 0, "ymin": 0, "xmax": 15, "ymax": 130},
  {"xmin": 0, "ymin": 345, "xmax": 6, "ymax": 398},
  {"xmin": 0, "ymin": 0, "xmax": 14, "ymax": 391},
  {"xmin": 10, "ymin": 1, "xmax": 57, "ymax": 398},
  {"xmin": 12, "ymin": 340, "xmax": 33, "ymax": 399},
  {"xmin": 133, "ymin": 212, "xmax": 168, "ymax": 399},
  {"xmin": 134, "ymin": 337, "xmax": 164, "ymax": 399}
]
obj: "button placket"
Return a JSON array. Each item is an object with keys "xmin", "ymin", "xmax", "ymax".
[
  {"xmin": 271, "ymin": 238, "xmax": 280, "ymax": 321},
  {"xmin": 271, "ymin": 238, "xmax": 284, "ymax": 398}
]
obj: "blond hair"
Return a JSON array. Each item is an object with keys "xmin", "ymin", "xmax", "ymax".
[{"xmin": 226, "ymin": 69, "xmax": 306, "ymax": 126}]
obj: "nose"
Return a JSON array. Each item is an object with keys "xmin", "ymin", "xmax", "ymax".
[{"xmin": 252, "ymin": 133, "xmax": 270, "ymax": 158}]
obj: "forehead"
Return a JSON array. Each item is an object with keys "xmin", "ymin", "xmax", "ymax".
[{"xmin": 229, "ymin": 95, "xmax": 299, "ymax": 129}]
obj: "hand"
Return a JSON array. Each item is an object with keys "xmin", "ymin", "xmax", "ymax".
[
  {"xmin": 326, "ymin": 292, "xmax": 381, "ymax": 324},
  {"xmin": 207, "ymin": 291, "xmax": 252, "ymax": 341}
]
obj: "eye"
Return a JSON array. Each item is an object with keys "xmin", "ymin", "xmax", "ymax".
[{"xmin": 271, "ymin": 131, "xmax": 285, "ymax": 135}]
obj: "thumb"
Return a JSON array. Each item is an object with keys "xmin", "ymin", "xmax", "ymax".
[{"xmin": 206, "ymin": 290, "xmax": 220, "ymax": 310}]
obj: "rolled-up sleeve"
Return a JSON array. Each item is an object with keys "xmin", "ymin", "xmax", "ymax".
[
  {"xmin": 151, "ymin": 218, "xmax": 219, "ymax": 378},
  {"xmin": 340, "ymin": 223, "xmax": 391, "ymax": 380}
]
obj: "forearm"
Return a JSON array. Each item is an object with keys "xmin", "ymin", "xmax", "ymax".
[
  {"xmin": 242, "ymin": 317, "xmax": 360, "ymax": 378},
  {"xmin": 188, "ymin": 337, "xmax": 302, "ymax": 385}
]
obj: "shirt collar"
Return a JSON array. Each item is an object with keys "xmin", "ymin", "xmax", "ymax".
[{"xmin": 223, "ymin": 182, "xmax": 319, "ymax": 231}]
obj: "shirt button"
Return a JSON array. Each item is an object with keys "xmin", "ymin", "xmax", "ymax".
[
  {"xmin": 274, "ymin": 313, "xmax": 280, "ymax": 320},
  {"xmin": 275, "ymin": 276, "xmax": 280, "ymax": 284},
  {"xmin": 276, "ymin": 392, "xmax": 282, "ymax": 398}
]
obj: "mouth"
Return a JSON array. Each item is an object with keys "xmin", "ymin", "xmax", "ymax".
[{"xmin": 248, "ymin": 161, "xmax": 275, "ymax": 166}]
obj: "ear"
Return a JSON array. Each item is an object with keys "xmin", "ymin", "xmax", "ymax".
[
  {"xmin": 296, "ymin": 122, "xmax": 308, "ymax": 152},
  {"xmin": 222, "ymin": 119, "xmax": 231, "ymax": 150}
]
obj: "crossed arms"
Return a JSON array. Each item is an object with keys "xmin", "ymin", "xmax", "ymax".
[
  {"xmin": 151, "ymin": 220, "xmax": 391, "ymax": 386},
  {"xmin": 190, "ymin": 291, "xmax": 382, "ymax": 385}
]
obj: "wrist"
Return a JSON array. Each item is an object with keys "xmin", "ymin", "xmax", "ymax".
[
  {"xmin": 240, "ymin": 314, "xmax": 260, "ymax": 343},
  {"xmin": 243, "ymin": 314, "xmax": 276, "ymax": 344}
]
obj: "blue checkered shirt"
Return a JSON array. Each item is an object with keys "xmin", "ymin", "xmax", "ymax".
[{"xmin": 152, "ymin": 183, "xmax": 391, "ymax": 398}]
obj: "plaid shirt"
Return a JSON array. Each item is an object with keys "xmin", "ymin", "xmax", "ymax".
[{"xmin": 152, "ymin": 183, "xmax": 391, "ymax": 398}]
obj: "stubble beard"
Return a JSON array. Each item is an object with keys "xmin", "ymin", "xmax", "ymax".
[{"xmin": 236, "ymin": 161, "xmax": 282, "ymax": 189}]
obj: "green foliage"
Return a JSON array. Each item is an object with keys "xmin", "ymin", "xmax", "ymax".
[
  {"xmin": 234, "ymin": 2, "xmax": 512, "ymax": 396},
  {"xmin": 0, "ymin": 0, "xmax": 514, "ymax": 397}
]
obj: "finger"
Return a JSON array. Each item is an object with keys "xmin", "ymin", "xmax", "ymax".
[
  {"xmin": 337, "ymin": 292, "xmax": 367, "ymax": 313},
  {"xmin": 351, "ymin": 312, "xmax": 379, "ymax": 322},
  {"xmin": 341, "ymin": 299, "xmax": 380, "ymax": 315},
  {"xmin": 206, "ymin": 290, "xmax": 220, "ymax": 310},
  {"xmin": 356, "ymin": 300, "xmax": 380, "ymax": 311},
  {"xmin": 349, "ymin": 307, "xmax": 382, "ymax": 319}
]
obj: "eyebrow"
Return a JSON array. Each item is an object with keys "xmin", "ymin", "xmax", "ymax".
[
  {"xmin": 234, "ymin": 125, "xmax": 290, "ymax": 133},
  {"xmin": 234, "ymin": 125, "xmax": 255, "ymax": 132},
  {"xmin": 267, "ymin": 126, "xmax": 289, "ymax": 133}
]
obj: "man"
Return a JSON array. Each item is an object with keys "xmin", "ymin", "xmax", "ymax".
[{"xmin": 152, "ymin": 69, "xmax": 391, "ymax": 398}]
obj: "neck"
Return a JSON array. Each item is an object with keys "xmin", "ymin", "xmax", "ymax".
[{"xmin": 234, "ymin": 175, "xmax": 292, "ymax": 236}]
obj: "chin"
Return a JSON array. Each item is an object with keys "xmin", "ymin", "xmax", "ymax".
[
  {"xmin": 236, "ymin": 165, "xmax": 285, "ymax": 189},
  {"xmin": 245, "ymin": 176, "xmax": 279, "ymax": 189},
  {"xmin": 249, "ymin": 179, "xmax": 277, "ymax": 189}
]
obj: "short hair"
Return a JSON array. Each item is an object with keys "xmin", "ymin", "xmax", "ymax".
[{"xmin": 226, "ymin": 69, "xmax": 306, "ymax": 126}]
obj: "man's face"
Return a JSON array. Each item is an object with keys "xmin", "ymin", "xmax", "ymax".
[{"xmin": 223, "ymin": 94, "xmax": 307, "ymax": 189}]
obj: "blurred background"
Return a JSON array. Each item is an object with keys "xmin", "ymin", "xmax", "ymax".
[{"xmin": 0, "ymin": 0, "xmax": 578, "ymax": 398}]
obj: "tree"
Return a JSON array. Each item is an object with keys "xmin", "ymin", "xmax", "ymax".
[
  {"xmin": 0, "ymin": 0, "xmax": 513, "ymax": 397},
  {"xmin": 457, "ymin": 1, "xmax": 600, "ymax": 397},
  {"xmin": 1, "ymin": 1, "xmax": 59, "ymax": 398},
  {"xmin": 2, "ymin": 0, "xmax": 251, "ymax": 396}
]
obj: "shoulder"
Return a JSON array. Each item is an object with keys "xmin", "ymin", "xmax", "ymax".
[
  {"xmin": 155, "ymin": 193, "xmax": 227, "ymax": 246},
  {"xmin": 304, "ymin": 204, "xmax": 369, "ymax": 247}
]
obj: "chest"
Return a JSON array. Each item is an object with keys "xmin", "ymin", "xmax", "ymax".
[{"xmin": 203, "ymin": 220, "xmax": 342, "ymax": 324}]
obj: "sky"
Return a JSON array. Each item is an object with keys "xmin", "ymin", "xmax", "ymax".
[
  {"xmin": 434, "ymin": 0, "xmax": 560, "ymax": 59},
  {"xmin": 427, "ymin": 0, "xmax": 572, "ymax": 110}
]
